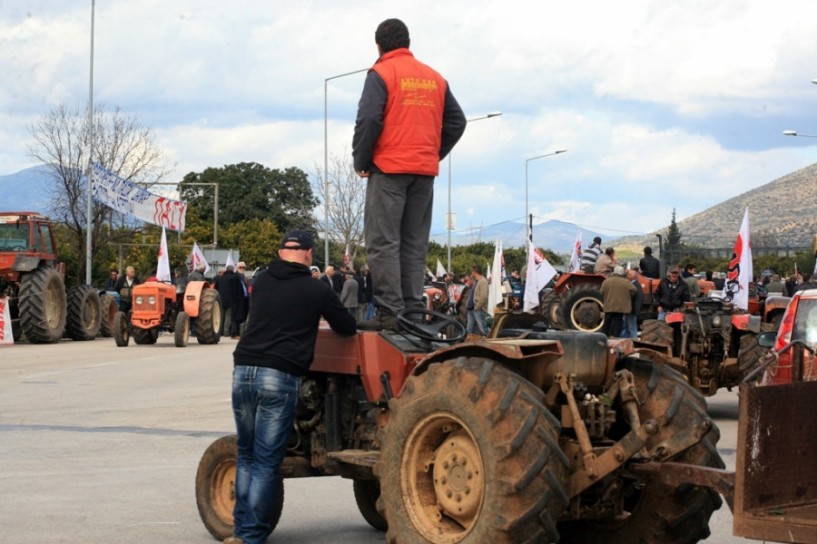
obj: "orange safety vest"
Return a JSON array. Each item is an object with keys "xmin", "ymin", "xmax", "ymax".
[{"xmin": 371, "ymin": 48, "xmax": 447, "ymax": 176}]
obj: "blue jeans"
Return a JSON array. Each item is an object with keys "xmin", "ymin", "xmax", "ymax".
[
  {"xmin": 232, "ymin": 366, "xmax": 300, "ymax": 544},
  {"xmin": 467, "ymin": 309, "xmax": 489, "ymax": 336},
  {"xmin": 621, "ymin": 313, "xmax": 638, "ymax": 338}
]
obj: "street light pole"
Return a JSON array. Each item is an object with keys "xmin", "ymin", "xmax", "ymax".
[
  {"xmin": 84, "ymin": 0, "xmax": 96, "ymax": 285},
  {"xmin": 446, "ymin": 111, "xmax": 502, "ymax": 273},
  {"xmin": 525, "ymin": 149, "xmax": 567, "ymax": 245},
  {"xmin": 324, "ymin": 67, "xmax": 368, "ymax": 268}
]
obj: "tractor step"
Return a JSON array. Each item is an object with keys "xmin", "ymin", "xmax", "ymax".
[{"xmin": 327, "ymin": 449, "xmax": 380, "ymax": 468}]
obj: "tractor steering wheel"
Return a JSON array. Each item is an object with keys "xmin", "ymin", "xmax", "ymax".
[{"xmin": 395, "ymin": 308, "xmax": 467, "ymax": 344}]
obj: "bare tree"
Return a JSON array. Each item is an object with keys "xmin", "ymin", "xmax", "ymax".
[
  {"xmin": 313, "ymin": 152, "xmax": 366, "ymax": 264},
  {"xmin": 28, "ymin": 102, "xmax": 173, "ymax": 281}
]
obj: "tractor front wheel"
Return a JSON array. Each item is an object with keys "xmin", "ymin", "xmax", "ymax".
[
  {"xmin": 113, "ymin": 311, "xmax": 129, "ymax": 347},
  {"xmin": 376, "ymin": 358, "xmax": 569, "ymax": 544}
]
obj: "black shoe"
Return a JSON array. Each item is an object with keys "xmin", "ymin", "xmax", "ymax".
[{"xmin": 357, "ymin": 312, "xmax": 396, "ymax": 331}]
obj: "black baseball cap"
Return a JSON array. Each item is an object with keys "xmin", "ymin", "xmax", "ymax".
[{"xmin": 280, "ymin": 230, "xmax": 314, "ymax": 250}]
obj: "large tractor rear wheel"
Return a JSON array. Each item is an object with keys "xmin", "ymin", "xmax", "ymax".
[
  {"xmin": 560, "ymin": 284, "xmax": 604, "ymax": 332},
  {"xmin": 353, "ymin": 479, "xmax": 387, "ymax": 531},
  {"xmin": 196, "ymin": 288, "xmax": 222, "ymax": 345},
  {"xmin": 66, "ymin": 285, "xmax": 102, "ymax": 341},
  {"xmin": 19, "ymin": 266, "xmax": 66, "ymax": 343},
  {"xmin": 195, "ymin": 434, "xmax": 284, "ymax": 541},
  {"xmin": 376, "ymin": 358, "xmax": 569, "ymax": 544},
  {"xmin": 640, "ymin": 319, "xmax": 674, "ymax": 348},
  {"xmin": 99, "ymin": 293, "xmax": 118, "ymax": 337},
  {"xmin": 557, "ymin": 357, "xmax": 724, "ymax": 544}
]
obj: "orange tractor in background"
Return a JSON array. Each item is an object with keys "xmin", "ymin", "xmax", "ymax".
[
  {"xmin": 113, "ymin": 279, "xmax": 222, "ymax": 347},
  {"xmin": 0, "ymin": 211, "xmax": 115, "ymax": 343}
]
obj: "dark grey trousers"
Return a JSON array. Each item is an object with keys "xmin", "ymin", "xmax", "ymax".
[{"xmin": 364, "ymin": 172, "xmax": 434, "ymax": 315}]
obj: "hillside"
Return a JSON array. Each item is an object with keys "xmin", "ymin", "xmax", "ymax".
[
  {"xmin": 0, "ymin": 165, "xmax": 53, "ymax": 212},
  {"xmin": 618, "ymin": 162, "xmax": 817, "ymax": 250}
]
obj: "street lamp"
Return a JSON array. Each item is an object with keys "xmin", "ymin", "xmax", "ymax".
[
  {"xmin": 525, "ymin": 149, "xmax": 567, "ymax": 244},
  {"xmin": 324, "ymin": 67, "xmax": 368, "ymax": 267},
  {"xmin": 783, "ymin": 130, "xmax": 817, "ymax": 138},
  {"xmin": 446, "ymin": 111, "xmax": 502, "ymax": 273}
]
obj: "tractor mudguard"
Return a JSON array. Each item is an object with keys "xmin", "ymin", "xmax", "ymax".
[
  {"xmin": 665, "ymin": 311, "xmax": 685, "ymax": 324},
  {"xmin": 183, "ymin": 280, "xmax": 207, "ymax": 318},
  {"xmin": 731, "ymin": 313, "xmax": 761, "ymax": 333}
]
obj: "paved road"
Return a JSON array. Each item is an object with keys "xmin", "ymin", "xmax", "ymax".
[{"xmin": 0, "ymin": 336, "xmax": 745, "ymax": 543}]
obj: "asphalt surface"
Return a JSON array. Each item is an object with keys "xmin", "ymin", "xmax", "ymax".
[{"xmin": 0, "ymin": 335, "xmax": 746, "ymax": 543}]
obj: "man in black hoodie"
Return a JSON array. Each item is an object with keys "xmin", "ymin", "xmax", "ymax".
[{"xmin": 228, "ymin": 230, "xmax": 356, "ymax": 544}]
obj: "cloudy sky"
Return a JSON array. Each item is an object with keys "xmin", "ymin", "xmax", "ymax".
[{"xmin": 2, "ymin": 0, "xmax": 817, "ymax": 241}]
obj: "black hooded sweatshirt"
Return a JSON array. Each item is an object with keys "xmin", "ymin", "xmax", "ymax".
[{"xmin": 233, "ymin": 259, "xmax": 356, "ymax": 376}]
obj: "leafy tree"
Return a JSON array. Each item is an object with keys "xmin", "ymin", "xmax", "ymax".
[
  {"xmin": 28, "ymin": 102, "xmax": 171, "ymax": 284},
  {"xmin": 218, "ymin": 219, "xmax": 283, "ymax": 270},
  {"xmin": 180, "ymin": 162, "xmax": 317, "ymax": 245}
]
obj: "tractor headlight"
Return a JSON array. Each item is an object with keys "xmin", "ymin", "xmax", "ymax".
[
  {"xmin": 712, "ymin": 315, "xmax": 722, "ymax": 327},
  {"xmin": 135, "ymin": 296, "xmax": 143, "ymax": 305},
  {"xmin": 148, "ymin": 296, "xmax": 156, "ymax": 305}
]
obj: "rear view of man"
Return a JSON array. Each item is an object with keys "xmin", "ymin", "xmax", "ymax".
[
  {"xmin": 353, "ymin": 18, "xmax": 466, "ymax": 330},
  {"xmin": 228, "ymin": 230, "xmax": 356, "ymax": 544}
]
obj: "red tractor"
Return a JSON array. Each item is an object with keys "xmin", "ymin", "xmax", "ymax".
[
  {"xmin": 195, "ymin": 311, "xmax": 726, "ymax": 543},
  {"xmin": 113, "ymin": 280, "xmax": 222, "ymax": 347},
  {"xmin": 0, "ymin": 211, "xmax": 114, "ymax": 343}
]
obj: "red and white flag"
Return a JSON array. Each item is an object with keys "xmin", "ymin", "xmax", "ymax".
[
  {"xmin": 488, "ymin": 241, "xmax": 504, "ymax": 316},
  {"xmin": 724, "ymin": 208, "xmax": 752, "ymax": 310},
  {"xmin": 343, "ymin": 244, "xmax": 350, "ymax": 268},
  {"xmin": 524, "ymin": 241, "xmax": 557, "ymax": 312},
  {"xmin": 186, "ymin": 242, "xmax": 210, "ymax": 275},
  {"xmin": 0, "ymin": 296, "xmax": 13, "ymax": 345},
  {"xmin": 156, "ymin": 226, "xmax": 172, "ymax": 282},
  {"xmin": 569, "ymin": 230, "xmax": 582, "ymax": 273}
]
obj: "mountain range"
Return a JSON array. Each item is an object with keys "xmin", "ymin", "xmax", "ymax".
[
  {"xmin": 615, "ymin": 161, "xmax": 817, "ymax": 251},
  {"xmin": 5, "ymin": 161, "xmax": 816, "ymax": 254}
]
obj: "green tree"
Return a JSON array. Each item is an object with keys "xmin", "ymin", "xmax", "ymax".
[
  {"xmin": 665, "ymin": 208, "xmax": 684, "ymax": 265},
  {"xmin": 219, "ymin": 219, "xmax": 283, "ymax": 270},
  {"xmin": 180, "ymin": 162, "xmax": 318, "ymax": 245}
]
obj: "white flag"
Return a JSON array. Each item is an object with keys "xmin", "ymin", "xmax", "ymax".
[
  {"xmin": 225, "ymin": 249, "xmax": 236, "ymax": 270},
  {"xmin": 488, "ymin": 241, "xmax": 504, "ymax": 317},
  {"xmin": 156, "ymin": 227, "xmax": 172, "ymax": 282},
  {"xmin": 0, "ymin": 296, "xmax": 13, "ymax": 345},
  {"xmin": 436, "ymin": 258, "xmax": 446, "ymax": 278},
  {"xmin": 524, "ymin": 241, "xmax": 558, "ymax": 312},
  {"xmin": 569, "ymin": 230, "xmax": 582, "ymax": 273},
  {"xmin": 186, "ymin": 242, "xmax": 210, "ymax": 275},
  {"xmin": 724, "ymin": 208, "xmax": 752, "ymax": 310}
]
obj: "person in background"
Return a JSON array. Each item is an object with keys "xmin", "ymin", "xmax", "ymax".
[
  {"xmin": 622, "ymin": 268, "xmax": 643, "ymax": 338},
  {"xmin": 600, "ymin": 265, "xmax": 635, "ymax": 338},
  {"xmin": 466, "ymin": 265, "xmax": 489, "ymax": 336},
  {"xmin": 114, "ymin": 266, "xmax": 140, "ymax": 312},
  {"xmin": 639, "ymin": 246, "xmax": 661, "ymax": 279},
  {"xmin": 340, "ymin": 269, "xmax": 359, "ymax": 316},
  {"xmin": 682, "ymin": 263, "xmax": 700, "ymax": 299},
  {"xmin": 594, "ymin": 247, "xmax": 617, "ymax": 277},
  {"xmin": 580, "ymin": 236, "xmax": 602, "ymax": 273},
  {"xmin": 104, "ymin": 269, "xmax": 119, "ymax": 292}
]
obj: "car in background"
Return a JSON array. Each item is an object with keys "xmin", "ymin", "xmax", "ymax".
[{"xmin": 763, "ymin": 287, "xmax": 817, "ymax": 384}]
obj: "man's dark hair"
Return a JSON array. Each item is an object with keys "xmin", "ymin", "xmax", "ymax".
[
  {"xmin": 375, "ymin": 18, "xmax": 410, "ymax": 53},
  {"xmin": 643, "ymin": 246, "xmax": 652, "ymax": 255},
  {"xmin": 593, "ymin": 236, "xmax": 602, "ymax": 245},
  {"xmin": 472, "ymin": 264, "xmax": 483, "ymax": 275},
  {"xmin": 605, "ymin": 247, "xmax": 615, "ymax": 256},
  {"xmin": 685, "ymin": 263, "xmax": 696, "ymax": 272}
]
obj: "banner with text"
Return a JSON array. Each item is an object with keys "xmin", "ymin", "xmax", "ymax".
[{"xmin": 91, "ymin": 163, "xmax": 187, "ymax": 232}]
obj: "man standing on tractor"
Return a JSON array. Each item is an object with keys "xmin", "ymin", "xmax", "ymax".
[
  {"xmin": 639, "ymin": 246, "xmax": 661, "ymax": 279},
  {"xmin": 353, "ymin": 17, "xmax": 466, "ymax": 330},
  {"xmin": 581, "ymin": 236, "xmax": 603, "ymax": 273},
  {"xmin": 227, "ymin": 230, "xmax": 356, "ymax": 544},
  {"xmin": 656, "ymin": 265, "xmax": 691, "ymax": 318}
]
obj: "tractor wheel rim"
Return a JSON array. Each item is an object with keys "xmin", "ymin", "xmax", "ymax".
[
  {"xmin": 402, "ymin": 413, "xmax": 484, "ymax": 543},
  {"xmin": 210, "ymin": 460, "xmax": 236, "ymax": 525}
]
